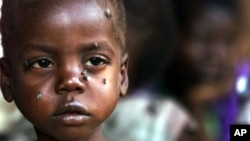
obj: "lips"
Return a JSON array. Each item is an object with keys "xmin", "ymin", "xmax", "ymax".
[{"xmin": 51, "ymin": 101, "xmax": 91, "ymax": 125}]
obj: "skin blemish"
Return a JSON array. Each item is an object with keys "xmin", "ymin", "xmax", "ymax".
[
  {"xmin": 37, "ymin": 91, "xmax": 43, "ymax": 100},
  {"xmin": 94, "ymin": 42, "xmax": 99, "ymax": 49},
  {"xmin": 81, "ymin": 69, "xmax": 89, "ymax": 81},
  {"xmin": 24, "ymin": 61, "xmax": 30, "ymax": 69},
  {"xmin": 83, "ymin": 42, "xmax": 115, "ymax": 56},
  {"xmin": 105, "ymin": 8, "xmax": 112, "ymax": 19},
  {"xmin": 103, "ymin": 78, "xmax": 107, "ymax": 85}
]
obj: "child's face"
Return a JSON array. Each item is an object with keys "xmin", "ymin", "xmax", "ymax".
[
  {"xmin": 1, "ymin": 0, "xmax": 128, "ymax": 140},
  {"xmin": 180, "ymin": 7, "xmax": 239, "ymax": 83}
]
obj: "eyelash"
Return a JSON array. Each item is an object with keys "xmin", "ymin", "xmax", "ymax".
[
  {"xmin": 84, "ymin": 56, "xmax": 109, "ymax": 67},
  {"xmin": 24, "ymin": 57, "xmax": 54, "ymax": 70},
  {"xmin": 24, "ymin": 55, "xmax": 109, "ymax": 70}
]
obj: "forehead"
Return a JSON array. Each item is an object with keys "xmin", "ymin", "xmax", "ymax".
[
  {"xmin": 204, "ymin": 7, "xmax": 235, "ymax": 26},
  {"xmin": 14, "ymin": 0, "xmax": 118, "ymax": 49},
  {"xmin": 18, "ymin": 0, "xmax": 108, "ymax": 26},
  {"xmin": 196, "ymin": 6, "xmax": 236, "ymax": 28},
  {"xmin": 191, "ymin": 7, "xmax": 237, "ymax": 35}
]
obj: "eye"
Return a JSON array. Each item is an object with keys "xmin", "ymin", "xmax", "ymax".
[
  {"xmin": 85, "ymin": 57, "xmax": 108, "ymax": 66},
  {"xmin": 26, "ymin": 57, "xmax": 54, "ymax": 69}
]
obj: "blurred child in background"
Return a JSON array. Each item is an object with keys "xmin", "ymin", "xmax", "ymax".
[
  {"xmin": 104, "ymin": 0, "xmax": 243, "ymax": 141},
  {"xmin": 166, "ymin": 0, "xmax": 242, "ymax": 140},
  {"xmin": 103, "ymin": 0, "xmax": 195, "ymax": 141}
]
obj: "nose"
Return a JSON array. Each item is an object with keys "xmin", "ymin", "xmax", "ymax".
[
  {"xmin": 207, "ymin": 42, "xmax": 227, "ymax": 64},
  {"xmin": 55, "ymin": 64, "xmax": 85, "ymax": 95}
]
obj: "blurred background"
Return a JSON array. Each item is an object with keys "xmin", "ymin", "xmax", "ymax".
[{"xmin": 1, "ymin": 0, "xmax": 250, "ymax": 141}]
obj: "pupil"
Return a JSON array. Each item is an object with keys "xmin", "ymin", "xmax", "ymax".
[
  {"xmin": 90, "ymin": 58, "xmax": 101, "ymax": 66},
  {"xmin": 38, "ymin": 59, "xmax": 50, "ymax": 67}
]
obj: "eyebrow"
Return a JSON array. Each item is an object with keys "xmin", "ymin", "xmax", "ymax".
[
  {"xmin": 20, "ymin": 41, "xmax": 115, "ymax": 55},
  {"xmin": 80, "ymin": 42, "xmax": 115, "ymax": 56},
  {"xmin": 21, "ymin": 44, "xmax": 58, "ymax": 55}
]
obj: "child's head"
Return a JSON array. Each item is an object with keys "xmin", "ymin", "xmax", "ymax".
[
  {"xmin": 166, "ymin": 0, "xmax": 241, "ymax": 104},
  {"xmin": 0, "ymin": 0, "xmax": 128, "ymax": 140},
  {"xmin": 172, "ymin": 0, "xmax": 240, "ymax": 84}
]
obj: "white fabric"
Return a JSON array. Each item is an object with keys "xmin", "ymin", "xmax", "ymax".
[{"xmin": 103, "ymin": 95, "xmax": 196, "ymax": 141}]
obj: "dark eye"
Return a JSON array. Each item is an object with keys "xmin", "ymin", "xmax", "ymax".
[
  {"xmin": 85, "ymin": 57, "xmax": 106, "ymax": 66},
  {"xmin": 28, "ymin": 58, "xmax": 54, "ymax": 69}
]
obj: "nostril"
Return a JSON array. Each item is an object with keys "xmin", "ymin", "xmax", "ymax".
[
  {"xmin": 55, "ymin": 76, "xmax": 85, "ymax": 95},
  {"xmin": 56, "ymin": 85, "xmax": 84, "ymax": 95},
  {"xmin": 57, "ymin": 89, "xmax": 68, "ymax": 95},
  {"xmin": 75, "ymin": 87, "xmax": 84, "ymax": 93}
]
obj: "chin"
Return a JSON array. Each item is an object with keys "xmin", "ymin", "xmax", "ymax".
[{"xmin": 35, "ymin": 126, "xmax": 98, "ymax": 141}]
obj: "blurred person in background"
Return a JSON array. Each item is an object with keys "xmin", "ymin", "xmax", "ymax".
[
  {"xmin": 165, "ymin": 0, "xmax": 242, "ymax": 140},
  {"xmin": 104, "ymin": 0, "xmax": 243, "ymax": 141},
  {"xmin": 103, "ymin": 0, "xmax": 196, "ymax": 141}
]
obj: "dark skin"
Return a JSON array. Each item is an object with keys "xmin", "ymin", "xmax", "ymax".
[{"xmin": 0, "ymin": 0, "xmax": 128, "ymax": 141}]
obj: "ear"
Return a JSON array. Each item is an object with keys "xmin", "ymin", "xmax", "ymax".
[
  {"xmin": 0, "ymin": 57, "xmax": 13, "ymax": 102},
  {"xmin": 119, "ymin": 53, "xmax": 129, "ymax": 97}
]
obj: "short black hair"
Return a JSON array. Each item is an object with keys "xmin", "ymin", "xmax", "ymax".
[{"xmin": 1, "ymin": 0, "xmax": 127, "ymax": 59}]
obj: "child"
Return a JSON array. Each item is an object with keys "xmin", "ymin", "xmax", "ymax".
[
  {"xmin": 104, "ymin": 0, "xmax": 241, "ymax": 141},
  {"xmin": 0, "ymin": 0, "xmax": 128, "ymax": 141},
  {"xmin": 166, "ymin": 0, "xmax": 241, "ymax": 140}
]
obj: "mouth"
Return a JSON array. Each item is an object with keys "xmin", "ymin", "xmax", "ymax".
[{"xmin": 51, "ymin": 101, "xmax": 91, "ymax": 125}]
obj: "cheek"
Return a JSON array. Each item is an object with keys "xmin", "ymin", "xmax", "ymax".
[
  {"xmin": 88, "ymin": 68, "xmax": 120, "ymax": 119},
  {"xmin": 91, "ymin": 89, "xmax": 119, "ymax": 120},
  {"xmin": 11, "ymin": 70, "xmax": 56, "ymax": 122}
]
